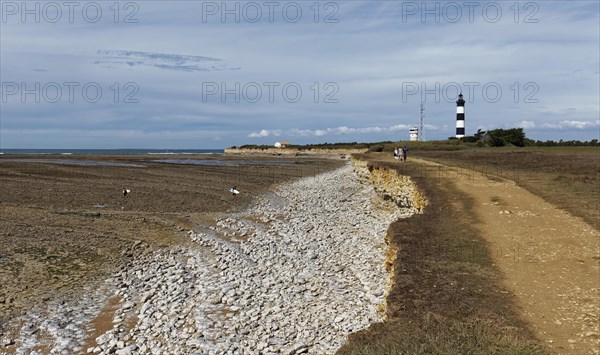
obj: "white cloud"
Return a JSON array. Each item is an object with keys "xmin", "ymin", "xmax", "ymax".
[
  {"xmin": 541, "ymin": 123, "xmax": 561, "ymax": 129},
  {"xmin": 247, "ymin": 129, "xmax": 281, "ymax": 138},
  {"xmin": 559, "ymin": 120, "xmax": 600, "ymax": 129},
  {"xmin": 249, "ymin": 124, "xmax": 439, "ymax": 138},
  {"xmin": 516, "ymin": 121, "xmax": 536, "ymax": 129},
  {"xmin": 541, "ymin": 120, "xmax": 600, "ymax": 129}
]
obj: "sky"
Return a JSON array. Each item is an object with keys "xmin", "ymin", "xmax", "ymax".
[{"xmin": 1, "ymin": 0, "xmax": 599, "ymax": 149}]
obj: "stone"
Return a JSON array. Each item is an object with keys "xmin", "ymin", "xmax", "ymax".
[
  {"xmin": 115, "ymin": 348, "xmax": 132, "ymax": 355},
  {"xmin": 1, "ymin": 337, "xmax": 15, "ymax": 347},
  {"xmin": 5, "ymin": 163, "xmax": 412, "ymax": 355},
  {"xmin": 283, "ymin": 342, "xmax": 309, "ymax": 354}
]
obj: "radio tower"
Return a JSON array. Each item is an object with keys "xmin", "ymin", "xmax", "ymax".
[{"xmin": 419, "ymin": 103, "xmax": 425, "ymax": 141}]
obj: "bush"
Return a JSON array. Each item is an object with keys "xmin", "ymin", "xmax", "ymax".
[
  {"xmin": 368, "ymin": 145, "xmax": 384, "ymax": 152},
  {"xmin": 461, "ymin": 136, "xmax": 479, "ymax": 143},
  {"xmin": 486, "ymin": 128, "xmax": 526, "ymax": 147}
]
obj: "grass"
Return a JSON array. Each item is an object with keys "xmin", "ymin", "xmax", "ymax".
[
  {"xmin": 412, "ymin": 147, "xmax": 600, "ymax": 231},
  {"xmin": 338, "ymin": 157, "xmax": 547, "ymax": 354},
  {"xmin": 341, "ymin": 317, "xmax": 543, "ymax": 355}
]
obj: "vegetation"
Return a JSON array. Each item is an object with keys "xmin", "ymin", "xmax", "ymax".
[
  {"xmin": 412, "ymin": 148, "xmax": 600, "ymax": 231},
  {"xmin": 237, "ymin": 142, "xmax": 373, "ymax": 150},
  {"xmin": 234, "ymin": 131, "xmax": 599, "ymax": 230},
  {"xmin": 340, "ymin": 146, "xmax": 597, "ymax": 353},
  {"xmin": 235, "ymin": 141, "xmax": 477, "ymax": 152},
  {"xmin": 338, "ymin": 156, "xmax": 547, "ymax": 354},
  {"xmin": 457, "ymin": 127, "xmax": 599, "ymax": 147},
  {"xmin": 291, "ymin": 142, "xmax": 373, "ymax": 150},
  {"xmin": 236, "ymin": 137, "xmax": 599, "ymax": 151},
  {"xmin": 234, "ymin": 127, "xmax": 598, "ymax": 152},
  {"xmin": 525, "ymin": 138, "xmax": 599, "ymax": 147},
  {"xmin": 237, "ymin": 144, "xmax": 270, "ymax": 149}
]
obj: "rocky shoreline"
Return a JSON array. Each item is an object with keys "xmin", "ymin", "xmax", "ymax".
[{"xmin": 2, "ymin": 160, "xmax": 419, "ymax": 354}]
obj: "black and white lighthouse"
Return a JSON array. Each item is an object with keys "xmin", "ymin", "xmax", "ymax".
[{"xmin": 456, "ymin": 93, "xmax": 465, "ymax": 138}]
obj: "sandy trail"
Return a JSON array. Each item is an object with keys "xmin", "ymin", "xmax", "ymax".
[{"xmin": 413, "ymin": 158, "xmax": 599, "ymax": 354}]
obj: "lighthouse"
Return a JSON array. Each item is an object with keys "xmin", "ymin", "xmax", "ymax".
[{"xmin": 456, "ymin": 93, "xmax": 465, "ymax": 138}]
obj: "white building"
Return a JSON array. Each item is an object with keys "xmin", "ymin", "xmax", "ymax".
[
  {"xmin": 409, "ymin": 127, "xmax": 419, "ymax": 142},
  {"xmin": 274, "ymin": 141, "xmax": 290, "ymax": 148}
]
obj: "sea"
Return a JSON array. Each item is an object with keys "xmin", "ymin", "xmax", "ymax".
[{"xmin": 0, "ymin": 149, "xmax": 224, "ymax": 155}]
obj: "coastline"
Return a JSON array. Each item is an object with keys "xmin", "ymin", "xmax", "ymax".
[
  {"xmin": 225, "ymin": 147, "xmax": 368, "ymax": 159},
  {"xmin": 1, "ymin": 157, "xmax": 421, "ymax": 353},
  {"xmin": 0, "ymin": 154, "xmax": 340, "ymax": 347}
]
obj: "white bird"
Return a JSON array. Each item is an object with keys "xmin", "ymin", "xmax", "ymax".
[
  {"xmin": 123, "ymin": 188, "xmax": 131, "ymax": 197},
  {"xmin": 229, "ymin": 186, "xmax": 240, "ymax": 196}
]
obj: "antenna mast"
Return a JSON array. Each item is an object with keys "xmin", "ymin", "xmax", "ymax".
[{"xmin": 419, "ymin": 102, "xmax": 425, "ymax": 141}]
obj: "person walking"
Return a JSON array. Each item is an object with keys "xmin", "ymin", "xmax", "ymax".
[
  {"xmin": 402, "ymin": 145, "xmax": 408, "ymax": 162},
  {"xmin": 394, "ymin": 147, "xmax": 400, "ymax": 162}
]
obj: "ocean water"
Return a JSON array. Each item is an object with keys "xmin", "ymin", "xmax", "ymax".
[{"xmin": 0, "ymin": 149, "xmax": 224, "ymax": 155}]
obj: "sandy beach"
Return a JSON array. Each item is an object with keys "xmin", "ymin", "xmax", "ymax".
[{"xmin": 0, "ymin": 154, "xmax": 417, "ymax": 353}]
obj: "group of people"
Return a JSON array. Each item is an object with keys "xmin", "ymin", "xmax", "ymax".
[{"xmin": 394, "ymin": 145, "xmax": 409, "ymax": 162}]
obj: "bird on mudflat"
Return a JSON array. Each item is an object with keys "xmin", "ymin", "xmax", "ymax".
[
  {"xmin": 123, "ymin": 188, "xmax": 131, "ymax": 197},
  {"xmin": 229, "ymin": 186, "xmax": 240, "ymax": 196}
]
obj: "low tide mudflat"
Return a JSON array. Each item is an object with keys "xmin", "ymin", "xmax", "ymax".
[{"xmin": 0, "ymin": 154, "xmax": 340, "ymax": 334}]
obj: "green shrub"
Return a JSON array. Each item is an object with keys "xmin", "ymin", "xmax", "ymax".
[
  {"xmin": 486, "ymin": 128, "xmax": 526, "ymax": 147},
  {"xmin": 368, "ymin": 145, "xmax": 384, "ymax": 152}
]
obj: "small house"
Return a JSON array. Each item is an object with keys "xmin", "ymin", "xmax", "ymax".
[{"xmin": 274, "ymin": 141, "xmax": 290, "ymax": 148}]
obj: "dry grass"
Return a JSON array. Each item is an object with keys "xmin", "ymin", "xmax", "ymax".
[
  {"xmin": 338, "ymin": 157, "xmax": 547, "ymax": 354},
  {"xmin": 412, "ymin": 147, "xmax": 600, "ymax": 231}
]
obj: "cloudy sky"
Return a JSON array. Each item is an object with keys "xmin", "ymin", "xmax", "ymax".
[{"xmin": 1, "ymin": 0, "xmax": 598, "ymax": 148}]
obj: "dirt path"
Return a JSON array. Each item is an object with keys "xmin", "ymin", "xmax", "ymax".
[{"xmin": 413, "ymin": 158, "xmax": 600, "ymax": 354}]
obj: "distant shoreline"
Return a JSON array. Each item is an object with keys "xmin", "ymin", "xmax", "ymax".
[
  {"xmin": 0, "ymin": 149, "xmax": 225, "ymax": 155},
  {"xmin": 225, "ymin": 147, "xmax": 368, "ymax": 157}
]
